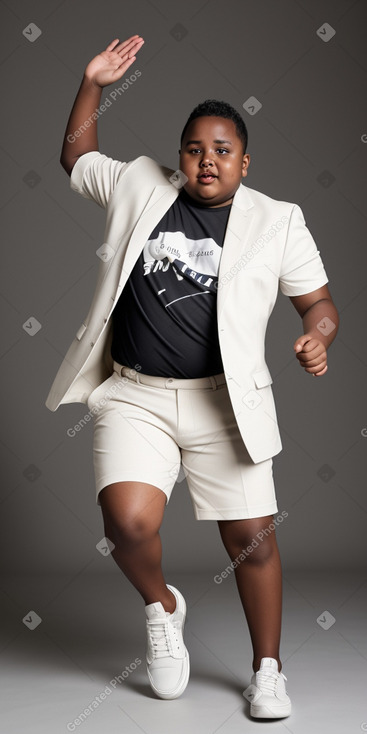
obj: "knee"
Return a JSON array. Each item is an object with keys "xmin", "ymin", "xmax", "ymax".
[
  {"xmin": 219, "ymin": 520, "xmax": 277, "ymax": 566},
  {"xmin": 245, "ymin": 533, "xmax": 276, "ymax": 565},
  {"xmin": 103, "ymin": 510, "xmax": 160, "ymax": 548}
]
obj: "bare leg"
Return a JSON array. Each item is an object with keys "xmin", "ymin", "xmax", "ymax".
[
  {"xmin": 99, "ymin": 481, "xmax": 176, "ymax": 613},
  {"xmin": 217, "ymin": 516, "xmax": 283, "ymax": 673}
]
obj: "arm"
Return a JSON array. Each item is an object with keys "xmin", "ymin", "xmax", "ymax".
[
  {"xmin": 289, "ymin": 284, "xmax": 339, "ymax": 377},
  {"xmin": 60, "ymin": 35, "xmax": 144, "ymax": 176}
]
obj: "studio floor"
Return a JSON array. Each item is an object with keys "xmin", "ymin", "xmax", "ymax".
[{"xmin": 1, "ymin": 569, "xmax": 366, "ymax": 733}]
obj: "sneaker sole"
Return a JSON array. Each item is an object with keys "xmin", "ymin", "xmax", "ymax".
[{"xmin": 250, "ymin": 701, "xmax": 291, "ymax": 718}]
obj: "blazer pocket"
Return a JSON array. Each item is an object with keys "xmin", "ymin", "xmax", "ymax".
[
  {"xmin": 252, "ymin": 368, "xmax": 273, "ymax": 389},
  {"xmin": 75, "ymin": 322, "xmax": 87, "ymax": 340}
]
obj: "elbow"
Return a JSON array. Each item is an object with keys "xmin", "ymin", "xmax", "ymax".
[{"xmin": 60, "ymin": 156, "xmax": 75, "ymax": 178}]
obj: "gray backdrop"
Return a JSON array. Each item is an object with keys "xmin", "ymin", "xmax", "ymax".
[{"xmin": 1, "ymin": 0, "xmax": 366, "ymax": 577}]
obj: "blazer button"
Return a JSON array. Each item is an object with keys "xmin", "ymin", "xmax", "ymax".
[{"xmin": 90, "ymin": 342, "xmax": 94, "ymax": 347}]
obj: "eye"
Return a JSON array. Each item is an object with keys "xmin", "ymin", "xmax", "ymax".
[{"xmin": 188, "ymin": 147, "xmax": 229, "ymax": 154}]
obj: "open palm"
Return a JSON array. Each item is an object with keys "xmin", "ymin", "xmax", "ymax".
[{"xmin": 84, "ymin": 35, "xmax": 144, "ymax": 88}]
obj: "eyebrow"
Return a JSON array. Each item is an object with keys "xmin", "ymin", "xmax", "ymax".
[{"xmin": 184, "ymin": 139, "xmax": 233, "ymax": 146}]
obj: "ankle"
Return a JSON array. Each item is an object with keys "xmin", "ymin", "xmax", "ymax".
[
  {"xmin": 144, "ymin": 587, "xmax": 176, "ymax": 614},
  {"xmin": 253, "ymin": 657, "xmax": 282, "ymax": 674},
  {"xmin": 163, "ymin": 588, "xmax": 177, "ymax": 614}
]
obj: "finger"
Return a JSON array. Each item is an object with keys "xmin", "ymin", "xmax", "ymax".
[
  {"xmin": 299, "ymin": 340, "xmax": 318, "ymax": 354},
  {"xmin": 293, "ymin": 334, "xmax": 314, "ymax": 351},
  {"xmin": 117, "ymin": 39, "xmax": 144, "ymax": 61},
  {"xmin": 313, "ymin": 365, "xmax": 328, "ymax": 377},
  {"xmin": 297, "ymin": 352, "xmax": 325, "ymax": 367},
  {"xmin": 304, "ymin": 361, "xmax": 327, "ymax": 375},
  {"xmin": 114, "ymin": 36, "xmax": 143, "ymax": 54},
  {"xmin": 106, "ymin": 38, "xmax": 121, "ymax": 51},
  {"xmin": 294, "ymin": 336, "xmax": 309, "ymax": 352},
  {"xmin": 112, "ymin": 56, "xmax": 136, "ymax": 74}
]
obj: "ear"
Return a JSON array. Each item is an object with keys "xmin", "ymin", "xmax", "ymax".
[{"xmin": 241, "ymin": 153, "xmax": 251, "ymax": 178}]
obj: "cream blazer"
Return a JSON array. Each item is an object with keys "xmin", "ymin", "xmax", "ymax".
[{"xmin": 45, "ymin": 151, "xmax": 329, "ymax": 463}]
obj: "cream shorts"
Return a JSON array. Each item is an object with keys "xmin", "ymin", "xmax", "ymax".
[{"xmin": 87, "ymin": 361, "xmax": 278, "ymax": 521}]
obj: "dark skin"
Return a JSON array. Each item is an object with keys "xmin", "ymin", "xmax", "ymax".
[{"xmin": 62, "ymin": 36, "xmax": 339, "ymax": 678}]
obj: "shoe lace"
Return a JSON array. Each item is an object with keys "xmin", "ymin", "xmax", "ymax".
[
  {"xmin": 148, "ymin": 617, "xmax": 177, "ymax": 658},
  {"xmin": 256, "ymin": 669, "xmax": 285, "ymax": 694}
]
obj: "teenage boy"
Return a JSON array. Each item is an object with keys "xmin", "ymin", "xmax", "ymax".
[{"xmin": 46, "ymin": 35, "xmax": 339, "ymax": 719}]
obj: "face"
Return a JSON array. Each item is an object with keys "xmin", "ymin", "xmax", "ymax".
[{"xmin": 179, "ymin": 116, "xmax": 250, "ymax": 207}]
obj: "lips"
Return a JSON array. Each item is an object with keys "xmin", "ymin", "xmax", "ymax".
[
  {"xmin": 198, "ymin": 172, "xmax": 217, "ymax": 179},
  {"xmin": 198, "ymin": 172, "xmax": 217, "ymax": 183}
]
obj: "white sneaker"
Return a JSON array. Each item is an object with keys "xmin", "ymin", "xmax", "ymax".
[
  {"xmin": 145, "ymin": 584, "xmax": 190, "ymax": 699},
  {"xmin": 248, "ymin": 657, "xmax": 291, "ymax": 718}
]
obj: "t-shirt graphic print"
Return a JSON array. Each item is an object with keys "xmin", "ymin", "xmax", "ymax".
[
  {"xmin": 143, "ymin": 230, "xmax": 221, "ymax": 298},
  {"xmin": 111, "ymin": 187, "xmax": 232, "ymax": 378}
]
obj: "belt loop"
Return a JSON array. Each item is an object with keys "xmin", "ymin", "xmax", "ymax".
[{"xmin": 209, "ymin": 375, "xmax": 217, "ymax": 390}]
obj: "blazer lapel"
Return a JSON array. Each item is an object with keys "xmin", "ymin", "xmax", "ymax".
[
  {"xmin": 217, "ymin": 184, "xmax": 255, "ymax": 321},
  {"xmin": 121, "ymin": 183, "xmax": 179, "ymax": 276},
  {"xmin": 113, "ymin": 178, "xmax": 255, "ymax": 322}
]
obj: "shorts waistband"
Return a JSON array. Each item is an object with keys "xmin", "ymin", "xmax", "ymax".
[{"xmin": 113, "ymin": 361, "xmax": 226, "ymax": 390}]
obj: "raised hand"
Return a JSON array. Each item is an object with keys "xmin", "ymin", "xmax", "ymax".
[{"xmin": 84, "ymin": 35, "xmax": 144, "ymax": 88}]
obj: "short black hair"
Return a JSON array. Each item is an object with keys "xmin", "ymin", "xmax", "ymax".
[{"xmin": 180, "ymin": 99, "xmax": 248, "ymax": 154}]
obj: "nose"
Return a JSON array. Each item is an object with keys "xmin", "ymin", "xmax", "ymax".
[{"xmin": 200, "ymin": 157, "xmax": 213, "ymax": 168}]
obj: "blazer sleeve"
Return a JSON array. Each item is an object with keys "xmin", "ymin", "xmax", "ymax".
[
  {"xmin": 69, "ymin": 151, "xmax": 129, "ymax": 208},
  {"xmin": 279, "ymin": 204, "xmax": 329, "ymax": 296}
]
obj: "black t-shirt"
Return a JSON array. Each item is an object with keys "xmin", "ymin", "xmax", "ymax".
[{"xmin": 110, "ymin": 187, "xmax": 232, "ymax": 377}]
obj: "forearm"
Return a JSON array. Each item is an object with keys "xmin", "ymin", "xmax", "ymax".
[
  {"xmin": 302, "ymin": 298, "xmax": 339, "ymax": 350},
  {"xmin": 60, "ymin": 76, "xmax": 103, "ymax": 174}
]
